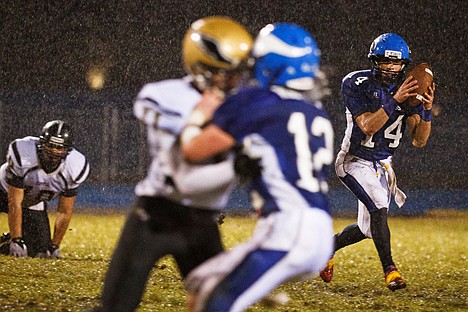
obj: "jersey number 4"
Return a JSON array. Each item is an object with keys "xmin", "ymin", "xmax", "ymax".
[
  {"xmin": 361, "ymin": 115, "xmax": 404, "ymax": 148},
  {"xmin": 288, "ymin": 112, "xmax": 334, "ymax": 193}
]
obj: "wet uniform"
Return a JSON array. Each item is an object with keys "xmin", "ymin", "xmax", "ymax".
[
  {"xmin": 336, "ymin": 69, "xmax": 423, "ymax": 236},
  {"xmin": 0, "ymin": 136, "xmax": 89, "ymax": 256},
  {"xmin": 99, "ymin": 77, "xmax": 237, "ymax": 312},
  {"xmin": 186, "ymin": 86, "xmax": 335, "ymax": 312}
]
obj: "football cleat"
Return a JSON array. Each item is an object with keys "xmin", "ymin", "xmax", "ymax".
[
  {"xmin": 385, "ymin": 265, "xmax": 406, "ymax": 291},
  {"xmin": 319, "ymin": 256, "xmax": 334, "ymax": 283}
]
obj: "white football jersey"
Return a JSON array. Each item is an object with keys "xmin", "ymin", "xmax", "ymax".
[
  {"xmin": 133, "ymin": 77, "xmax": 235, "ymax": 209},
  {"xmin": 0, "ymin": 136, "xmax": 90, "ymax": 211}
]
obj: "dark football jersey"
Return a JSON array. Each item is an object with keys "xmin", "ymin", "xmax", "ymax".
[
  {"xmin": 339, "ymin": 70, "xmax": 423, "ymax": 161},
  {"xmin": 213, "ymin": 86, "xmax": 334, "ymax": 217}
]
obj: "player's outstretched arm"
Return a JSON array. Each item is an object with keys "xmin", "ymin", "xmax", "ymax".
[{"xmin": 182, "ymin": 124, "xmax": 235, "ymax": 163}]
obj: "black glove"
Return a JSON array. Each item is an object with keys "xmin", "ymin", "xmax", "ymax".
[
  {"xmin": 9, "ymin": 237, "xmax": 28, "ymax": 257},
  {"xmin": 47, "ymin": 243, "xmax": 61, "ymax": 259},
  {"xmin": 234, "ymin": 148, "xmax": 262, "ymax": 184}
]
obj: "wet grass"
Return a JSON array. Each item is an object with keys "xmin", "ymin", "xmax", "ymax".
[{"xmin": 0, "ymin": 210, "xmax": 467, "ymax": 311}]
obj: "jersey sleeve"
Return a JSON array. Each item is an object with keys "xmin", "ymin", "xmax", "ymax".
[
  {"xmin": 213, "ymin": 87, "xmax": 261, "ymax": 140},
  {"xmin": 341, "ymin": 73, "xmax": 373, "ymax": 119},
  {"xmin": 133, "ymin": 79, "xmax": 200, "ymax": 135},
  {"xmin": 62, "ymin": 150, "xmax": 90, "ymax": 196},
  {"xmin": 133, "ymin": 82, "xmax": 164, "ymax": 126},
  {"xmin": 4, "ymin": 140, "xmax": 28, "ymax": 188}
]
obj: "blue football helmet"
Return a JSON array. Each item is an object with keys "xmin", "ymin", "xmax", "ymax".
[
  {"xmin": 252, "ymin": 23, "xmax": 321, "ymax": 90},
  {"xmin": 368, "ymin": 33, "xmax": 411, "ymax": 85}
]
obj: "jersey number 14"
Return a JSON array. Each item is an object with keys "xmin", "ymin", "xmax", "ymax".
[{"xmin": 361, "ymin": 115, "xmax": 404, "ymax": 148}]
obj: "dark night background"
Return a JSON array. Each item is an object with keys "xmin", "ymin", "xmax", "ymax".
[{"xmin": 1, "ymin": 1, "xmax": 467, "ymax": 194}]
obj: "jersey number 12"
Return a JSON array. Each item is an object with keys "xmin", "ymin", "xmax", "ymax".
[{"xmin": 288, "ymin": 112, "xmax": 334, "ymax": 193}]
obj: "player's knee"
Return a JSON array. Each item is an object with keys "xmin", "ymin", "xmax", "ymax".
[{"xmin": 370, "ymin": 208, "xmax": 388, "ymax": 227}]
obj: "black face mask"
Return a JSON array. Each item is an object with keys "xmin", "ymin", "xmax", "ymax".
[{"xmin": 38, "ymin": 144, "xmax": 67, "ymax": 173}]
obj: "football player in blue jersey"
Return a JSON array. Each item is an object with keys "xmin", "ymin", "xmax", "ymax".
[
  {"xmin": 93, "ymin": 17, "xmax": 253, "ymax": 312},
  {"xmin": 319, "ymin": 33, "xmax": 435, "ymax": 291},
  {"xmin": 0, "ymin": 120, "xmax": 90, "ymax": 258},
  {"xmin": 181, "ymin": 23, "xmax": 334, "ymax": 312}
]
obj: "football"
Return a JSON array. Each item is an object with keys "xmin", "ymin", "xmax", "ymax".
[{"xmin": 406, "ymin": 63, "xmax": 434, "ymax": 106}]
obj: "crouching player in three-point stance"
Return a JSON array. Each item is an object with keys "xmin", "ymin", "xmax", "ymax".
[
  {"xmin": 319, "ymin": 33, "xmax": 435, "ymax": 291},
  {"xmin": 0, "ymin": 120, "xmax": 89, "ymax": 258},
  {"xmin": 181, "ymin": 23, "xmax": 334, "ymax": 312}
]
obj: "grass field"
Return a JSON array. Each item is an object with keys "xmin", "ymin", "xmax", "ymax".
[{"xmin": 0, "ymin": 210, "xmax": 467, "ymax": 311}]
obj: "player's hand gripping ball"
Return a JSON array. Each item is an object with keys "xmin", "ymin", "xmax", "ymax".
[{"xmin": 406, "ymin": 63, "xmax": 433, "ymax": 106}]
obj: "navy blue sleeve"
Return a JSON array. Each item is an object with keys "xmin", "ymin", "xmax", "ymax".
[
  {"xmin": 213, "ymin": 87, "xmax": 262, "ymax": 140},
  {"xmin": 341, "ymin": 74, "xmax": 372, "ymax": 119}
]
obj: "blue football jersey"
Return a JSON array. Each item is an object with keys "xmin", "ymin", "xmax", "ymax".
[
  {"xmin": 213, "ymin": 87, "xmax": 334, "ymax": 216},
  {"xmin": 339, "ymin": 70, "xmax": 423, "ymax": 161}
]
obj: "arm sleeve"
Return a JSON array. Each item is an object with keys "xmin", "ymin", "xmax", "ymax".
[
  {"xmin": 133, "ymin": 85, "xmax": 161, "ymax": 126},
  {"xmin": 5, "ymin": 142, "xmax": 27, "ymax": 188},
  {"xmin": 62, "ymin": 187, "xmax": 78, "ymax": 197},
  {"xmin": 5, "ymin": 166, "xmax": 24, "ymax": 188},
  {"xmin": 341, "ymin": 78, "xmax": 371, "ymax": 119}
]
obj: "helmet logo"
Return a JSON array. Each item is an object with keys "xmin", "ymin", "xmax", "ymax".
[
  {"xmin": 195, "ymin": 32, "xmax": 232, "ymax": 64},
  {"xmin": 384, "ymin": 50, "xmax": 402, "ymax": 59},
  {"xmin": 253, "ymin": 33, "xmax": 313, "ymax": 59}
]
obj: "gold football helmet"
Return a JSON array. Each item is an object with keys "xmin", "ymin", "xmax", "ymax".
[{"xmin": 182, "ymin": 16, "xmax": 253, "ymax": 92}]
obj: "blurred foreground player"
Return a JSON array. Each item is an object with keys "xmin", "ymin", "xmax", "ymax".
[
  {"xmin": 320, "ymin": 33, "xmax": 435, "ymax": 291},
  {"xmin": 94, "ymin": 16, "xmax": 253, "ymax": 312},
  {"xmin": 182, "ymin": 23, "xmax": 334, "ymax": 312},
  {"xmin": 0, "ymin": 120, "xmax": 89, "ymax": 258}
]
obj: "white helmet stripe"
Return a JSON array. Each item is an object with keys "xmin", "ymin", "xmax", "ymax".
[
  {"xmin": 253, "ymin": 32, "xmax": 313, "ymax": 59},
  {"xmin": 56, "ymin": 120, "xmax": 64, "ymax": 134}
]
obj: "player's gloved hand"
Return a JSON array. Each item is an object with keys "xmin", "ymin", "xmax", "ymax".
[
  {"xmin": 47, "ymin": 244, "xmax": 61, "ymax": 259},
  {"xmin": 9, "ymin": 237, "xmax": 28, "ymax": 258},
  {"xmin": 234, "ymin": 148, "xmax": 262, "ymax": 184}
]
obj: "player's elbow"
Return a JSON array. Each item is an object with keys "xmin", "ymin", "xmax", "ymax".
[
  {"xmin": 181, "ymin": 145, "xmax": 204, "ymax": 163},
  {"xmin": 360, "ymin": 126, "xmax": 378, "ymax": 137},
  {"xmin": 357, "ymin": 119, "xmax": 379, "ymax": 136},
  {"xmin": 412, "ymin": 139, "xmax": 427, "ymax": 148}
]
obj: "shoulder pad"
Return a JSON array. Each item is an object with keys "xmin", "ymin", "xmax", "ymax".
[
  {"xmin": 133, "ymin": 78, "xmax": 202, "ymax": 134},
  {"xmin": 7, "ymin": 136, "xmax": 39, "ymax": 170},
  {"xmin": 63, "ymin": 149, "xmax": 90, "ymax": 184}
]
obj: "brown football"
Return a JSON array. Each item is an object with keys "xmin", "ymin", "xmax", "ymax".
[{"xmin": 406, "ymin": 63, "xmax": 434, "ymax": 106}]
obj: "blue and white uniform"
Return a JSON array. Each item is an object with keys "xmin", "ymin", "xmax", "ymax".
[
  {"xmin": 336, "ymin": 70, "xmax": 422, "ymax": 236},
  {"xmin": 186, "ymin": 86, "xmax": 334, "ymax": 312}
]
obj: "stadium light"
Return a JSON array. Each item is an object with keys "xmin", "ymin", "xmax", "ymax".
[{"xmin": 86, "ymin": 66, "xmax": 106, "ymax": 90}]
